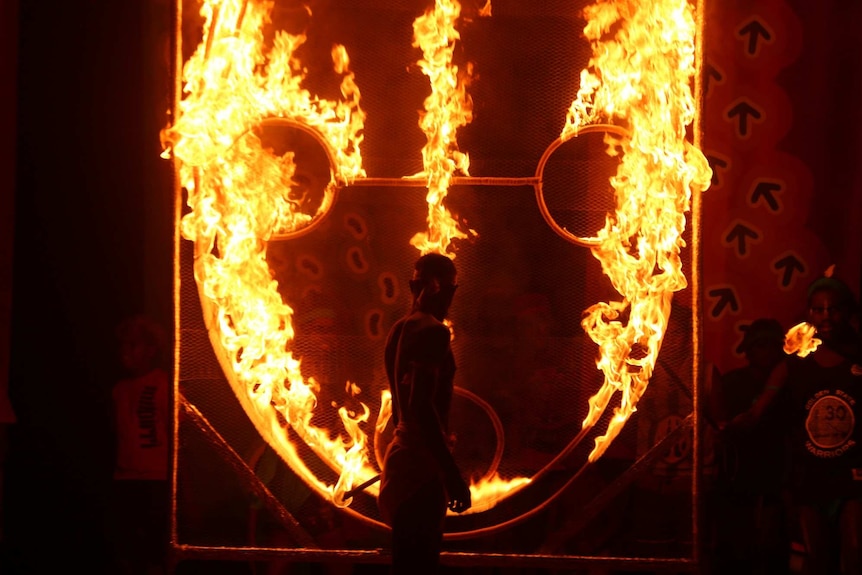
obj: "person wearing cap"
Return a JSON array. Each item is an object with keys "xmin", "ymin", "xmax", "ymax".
[{"xmin": 728, "ymin": 271, "xmax": 862, "ymax": 574}]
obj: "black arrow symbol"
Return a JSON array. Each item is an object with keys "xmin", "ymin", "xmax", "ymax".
[
  {"xmin": 727, "ymin": 100, "xmax": 762, "ymax": 137},
  {"xmin": 704, "ymin": 62, "xmax": 723, "ymax": 95},
  {"xmin": 708, "ymin": 287, "xmax": 739, "ymax": 318},
  {"xmin": 774, "ymin": 254, "xmax": 806, "ymax": 288},
  {"xmin": 705, "ymin": 154, "xmax": 729, "ymax": 188},
  {"xmin": 739, "ymin": 19, "xmax": 772, "ymax": 56},
  {"xmin": 751, "ymin": 180, "xmax": 782, "ymax": 212},
  {"xmin": 725, "ymin": 222, "xmax": 760, "ymax": 256}
]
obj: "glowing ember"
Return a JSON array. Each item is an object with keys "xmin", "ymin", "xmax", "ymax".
[
  {"xmin": 409, "ymin": 0, "xmax": 476, "ymax": 257},
  {"xmin": 162, "ymin": 0, "xmax": 373, "ymax": 505},
  {"xmin": 463, "ymin": 473, "xmax": 531, "ymax": 515},
  {"xmin": 783, "ymin": 322, "xmax": 820, "ymax": 358},
  {"xmin": 563, "ymin": 0, "xmax": 712, "ymax": 462}
]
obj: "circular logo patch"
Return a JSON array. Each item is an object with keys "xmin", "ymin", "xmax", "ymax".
[{"xmin": 806, "ymin": 394, "xmax": 855, "ymax": 450}]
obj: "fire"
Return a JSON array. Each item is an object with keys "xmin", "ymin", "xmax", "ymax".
[
  {"xmin": 783, "ymin": 322, "xmax": 820, "ymax": 358},
  {"xmin": 333, "ymin": 382, "xmax": 372, "ymax": 507},
  {"xmin": 165, "ymin": 0, "xmax": 711, "ymax": 522},
  {"xmin": 564, "ymin": 0, "xmax": 712, "ymax": 461},
  {"xmin": 164, "ymin": 0, "xmax": 521, "ymax": 518},
  {"xmin": 162, "ymin": 0, "xmax": 374, "ymax": 506},
  {"xmin": 408, "ymin": 0, "xmax": 533, "ymax": 507},
  {"xmin": 409, "ymin": 0, "xmax": 476, "ymax": 256},
  {"xmin": 463, "ymin": 473, "xmax": 531, "ymax": 515}
]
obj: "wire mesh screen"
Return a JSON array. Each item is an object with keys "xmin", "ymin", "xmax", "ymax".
[{"xmin": 173, "ymin": 0, "xmax": 700, "ymax": 569}]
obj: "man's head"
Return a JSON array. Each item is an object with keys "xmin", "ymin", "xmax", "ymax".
[
  {"xmin": 806, "ymin": 275, "xmax": 856, "ymax": 344},
  {"xmin": 410, "ymin": 253, "xmax": 457, "ymax": 320}
]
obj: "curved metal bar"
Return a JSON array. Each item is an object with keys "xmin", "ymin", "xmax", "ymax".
[
  {"xmin": 532, "ymin": 123, "xmax": 631, "ymax": 248},
  {"xmin": 443, "ymin": 413, "xmax": 694, "ymax": 541},
  {"xmin": 345, "ymin": 176, "xmax": 539, "ymax": 187},
  {"xmin": 263, "ymin": 119, "xmax": 631, "ymax": 246},
  {"xmin": 256, "ymin": 117, "xmax": 341, "ymax": 241},
  {"xmin": 455, "ymin": 386, "xmax": 506, "ymax": 480},
  {"xmin": 361, "ymin": 384, "xmax": 508, "ymax": 500}
]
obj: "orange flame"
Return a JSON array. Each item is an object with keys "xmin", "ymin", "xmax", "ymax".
[
  {"xmin": 784, "ymin": 322, "xmax": 821, "ymax": 358},
  {"xmin": 463, "ymin": 473, "xmax": 531, "ymax": 515},
  {"xmin": 162, "ymin": 0, "xmax": 375, "ymax": 505},
  {"xmin": 564, "ymin": 0, "xmax": 711, "ymax": 462},
  {"xmin": 408, "ymin": 1, "xmax": 533, "ymax": 508},
  {"xmin": 409, "ymin": 0, "xmax": 476, "ymax": 257}
]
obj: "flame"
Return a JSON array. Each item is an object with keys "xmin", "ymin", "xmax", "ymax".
[
  {"xmin": 784, "ymin": 322, "xmax": 821, "ymax": 358},
  {"xmin": 565, "ymin": 0, "xmax": 711, "ymax": 462},
  {"xmin": 165, "ymin": 0, "xmax": 712, "ymax": 520},
  {"xmin": 408, "ymin": 1, "xmax": 531, "ymax": 508},
  {"xmin": 376, "ymin": 389, "xmax": 393, "ymax": 437},
  {"xmin": 333, "ymin": 382, "xmax": 372, "ymax": 508},
  {"xmin": 163, "ymin": 0, "xmax": 375, "ymax": 505},
  {"xmin": 464, "ymin": 472, "xmax": 531, "ymax": 515},
  {"xmin": 409, "ymin": 0, "xmax": 476, "ymax": 256}
]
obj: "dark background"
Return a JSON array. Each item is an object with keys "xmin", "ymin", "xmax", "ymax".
[{"xmin": 4, "ymin": 1, "xmax": 174, "ymax": 572}]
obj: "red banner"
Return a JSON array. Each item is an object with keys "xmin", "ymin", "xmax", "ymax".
[{"xmin": 701, "ymin": 0, "xmax": 862, "ymax": 374}]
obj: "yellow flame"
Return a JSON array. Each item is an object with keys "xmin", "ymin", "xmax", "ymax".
[
  {"xmin": 784, "ymin": 322, "xmax": 821, "ymax": 358},
  {"xmin": 333, "ymin": 382, "xmax": 372, "ymax": 507},
  {"xmin": 409, "ymin": 0, "xmax": 475, "ymax": 257},
  {"xmin": 165, "ymin": 0, "xmax": 712, "ymax": 518},
  {"xmin": 565, "ymin": 0, "xmax": 711, "ymax": 462},
  {"xmin": 464, "ymin": 473, "xmax": 531, "ymax": 515},
  {"xmin": 163, "ymin": 0, "xmax": 375, "ymax": 505},
  {"xmin": 408, "ymin": 1, "xmax": 531, "ymax": 508}
]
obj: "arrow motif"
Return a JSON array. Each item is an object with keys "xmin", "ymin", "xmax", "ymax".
[
  {"xmin": 705, "ymin": 154, "xmax": 729, "ymax": 188},
  {"xmin": 725, "ymin": 222, "xmax": 760, "ymax": 256},
  {"xmin": 738, "ymin": 19, "xmax": 772, "ymax": 56},
  {"xmin": 704, "ymin": 62, "xmax": 723, "ymax": 96},
  {"xmin": 708, "ymin": 286, "xmax": 739, "ymax": 319},
  {"xmin": 727, "ymin": 99, "xmax": 762, "ymax": 138},
  {"xmin": 774, "ymin": 254, "xmax": 806, "ymax": 288},
  {"xmin": 750, "ymin": 180, "xmax": 782, "ymax": 212}
]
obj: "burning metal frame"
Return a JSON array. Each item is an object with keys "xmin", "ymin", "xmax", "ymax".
[{"xmin": 165, "ymin": 0, "xmax": 710, "ymax": 571}]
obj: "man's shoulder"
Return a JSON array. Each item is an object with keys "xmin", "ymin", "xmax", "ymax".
[
  {"xmin": 398, "ymin": 314, "xmax": 450, "ymax": 351},
  {"xmin": 385, "ymin": 317, "xmax": 408, "ymax": 348},
  {"xmin": 404, "ymin": 314, "xmax": 448, "ymax": 334}
]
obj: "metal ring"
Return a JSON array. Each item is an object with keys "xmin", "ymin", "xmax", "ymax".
[
  {"xmin": 256, "ymin": 117, "xmax": 342, "ymax": 241},
  {"xmin": 533, "ymin": 124, "xmax": 631, "ymax": 247}
]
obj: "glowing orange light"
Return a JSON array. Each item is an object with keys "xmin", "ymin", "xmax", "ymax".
[
  {"xmin": 409, "ymin": 0, "xmax": 476, "ymax": 257},
  {"xmin": 784, "ymin": 322, "xmax": 820, "ymax": 358},
  {"xmin": 408, "ymin": 0, "xmax": 530, "ymax": 507},
  {"xmin": 163, "ymin": 0, "xmax": 711, "ymax": 520},
  {"xmin": 564, "ymin": 0, "xmax": 712, "ymax": 462},
  {"xmin": 162, "ymin": 0, "xmax": 374, "ymax": 507}
]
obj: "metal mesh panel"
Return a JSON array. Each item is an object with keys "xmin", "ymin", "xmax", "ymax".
[{"xmin": 174, "ymin": 0, "xmax": 699, "ymax": 568}]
